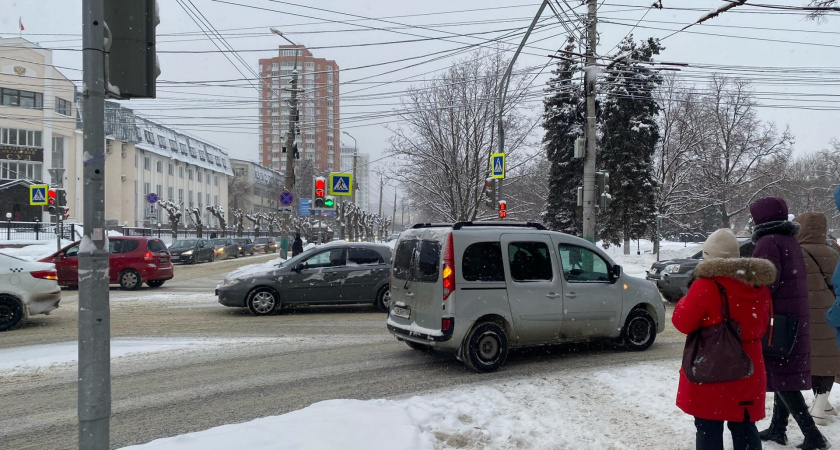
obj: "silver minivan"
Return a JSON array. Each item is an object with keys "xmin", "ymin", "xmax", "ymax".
[{"xmin": 386, "ymin": 222, "xmax": 666, "ymax": 372}]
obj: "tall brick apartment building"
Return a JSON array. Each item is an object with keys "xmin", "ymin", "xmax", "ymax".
[{"xmin": 259, "ymin": 46, "xmax": 340, "ymax": 174}]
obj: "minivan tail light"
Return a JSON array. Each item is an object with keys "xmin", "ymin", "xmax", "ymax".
[
  {"xmin": 144, "ymin": 251, "xmax": 154, "ymax": 262},
  {"xmin": 442, "ymin": 232, "xmax": 454, "ymax": 300},
  {"xmin": 441, "ymin": 317, "xmax": 454, "ymax": 332},
  {"xmin": 31, "ymin": 270, "xmax": 58, "ymax": 280}
]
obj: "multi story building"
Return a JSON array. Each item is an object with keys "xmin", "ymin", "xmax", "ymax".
[
  {"xmin": 229, "ymin": 159, "xmax": 284, "ymax": 214},
  {"xmin": 0, "ymin": 38, "xmax": 79, "ymax": 222},
  {"xmin": 258, "ymin": 46, "xmax": 340, "ymax": 174},
  {"xmin": 339, "ymin": 145, "xmax": 371, "ymax": 212},
  {"xmin": 102, "ymin": 102, "xmax": 232, "ymax": 228}
]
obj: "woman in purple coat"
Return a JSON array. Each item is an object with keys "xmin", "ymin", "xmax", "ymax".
[{"xmin": 752, "ymin": 197, "xmax": 829, "ymax": 450}]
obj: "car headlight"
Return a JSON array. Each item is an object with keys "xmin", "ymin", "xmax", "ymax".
[
  {"xmin": 663, "ymin": 264, "xmax": 681, "ymax": 274},
  {"xmin": 220, "ymin": 278, "xmax": 241, "ymax": 287},
  {"xmin": 183, "ymin": 250, "xmax": 193, "ymax": 256}
]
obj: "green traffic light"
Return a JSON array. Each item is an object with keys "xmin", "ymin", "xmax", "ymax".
[{"xmin": 324, "ymin": 198, "xmax": 334, "ymax": 207}]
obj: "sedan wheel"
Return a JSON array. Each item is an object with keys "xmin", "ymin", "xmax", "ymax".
[
  {"xmin": 119, "ymin": 270, "xmax": 142, "ymax": 290},
  {"xmin": 0, "ymin": 295, "xmax": 23, "ymax": 332},
  {"xmin": 376, "ymin": 288, "xmax": 391, "ymax": 312},
  {"xmin": 247, "ymin": 288, "xmax": 279, "ymax": 316}
]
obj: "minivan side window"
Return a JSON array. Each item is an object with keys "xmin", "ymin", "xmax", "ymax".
[
  {"xmin": 348, "ymin": 248, "xmax": 383, "ymax": 265},
  {"xmin": 508, "ymin": 242, "xmax": 552, "ymax": 281},
  {"xmin": 65, "ymin": 244, "xmax": 80, "ymax": 257},
  {"xmin": 121, "ymin": 240, "xmax": 140, "ymax": 253},
  {"xmin": 558, "ymin": 244, "xmax": 610, "ymax": 282},
  {"xmin": 462, "ymin": 242, "xmax": 504, "ymax": 282}
]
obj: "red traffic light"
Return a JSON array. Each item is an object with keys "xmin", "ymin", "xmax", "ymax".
[
  {"xmin": 48, "ymin": 189, "xmax": 56, "ymax": 205},
  {"xmin": 498, "ymin": 200, "xmax": 507, "ymax": 219},
  {"xmin": 315, "ymin": 178, "xmax": 325, "ymax": 189},
  {"xmin": 314, "ymin": 177, "xmax": 326, "ymax": 199}
]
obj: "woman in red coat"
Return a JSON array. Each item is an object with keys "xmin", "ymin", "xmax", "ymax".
[{"xmin": 673, "ymin": 228, "xmax": 776, "ymax": 450}]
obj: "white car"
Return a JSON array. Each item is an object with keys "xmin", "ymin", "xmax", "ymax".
[{"xmin": 0, "ymin": 253, "xmax": 61, "ymax": 331}]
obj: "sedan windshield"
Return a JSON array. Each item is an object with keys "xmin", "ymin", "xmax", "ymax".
[
  {"xmin": 209, "ymin": 239, "xmax": 227, "ymax": 245},
  {"xmin": 170, "ymin": 240, "xmax": 198, "ymax": 249}
]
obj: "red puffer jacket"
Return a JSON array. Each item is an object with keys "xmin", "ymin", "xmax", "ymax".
[{"xmin": 673, "ymin": 257, "xmax": 776, "ymax": 422}]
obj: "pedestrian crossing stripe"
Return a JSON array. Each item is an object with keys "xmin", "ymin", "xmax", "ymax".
[
  {"xmin": 328, "ymin": 173, "xmax": 353, "ymax": 196},
  {"xmin": 29, "ymin": 184, "xmax": 49, "ymax": 205},
  {"xmin": 491, "ymin": 153, "xmax": 505, "ymax": 179}
]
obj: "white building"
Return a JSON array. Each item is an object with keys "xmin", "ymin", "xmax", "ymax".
[
  {"xmin": 229, "ymin": 159, "xmax": 284, "ymax": 214},
  {"xmin": 340, "ymin": 144, "xmax": 370, "ymax": 212}
]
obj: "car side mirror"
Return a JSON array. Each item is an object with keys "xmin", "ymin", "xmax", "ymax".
[
  {"xmin": 293, "ymin": 263, "xmax": 305, "ymax": 272},
  {"xmin": 612, "ymin": 264, "xmax": 622, "ymax": 281}
]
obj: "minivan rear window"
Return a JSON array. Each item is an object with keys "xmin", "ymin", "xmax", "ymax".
[
  {"xmin": 393, "ymin": 239, "xmax": 441, "ymax": 282},
  {"xmin": 147, "ymin": 239, "xmax": 167, "ymax": 252},
  {"xmin": 463, "ymin": 242, "xmax": 504, "ymax": 282}
]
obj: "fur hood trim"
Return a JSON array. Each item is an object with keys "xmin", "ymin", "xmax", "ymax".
[
  {"xmin": 694, "ymin": 257, "xmax": 777, "ymax": 286},
  {"xmin": 752, "ymin": 220, "xmax": 799, "ymax": 243}
]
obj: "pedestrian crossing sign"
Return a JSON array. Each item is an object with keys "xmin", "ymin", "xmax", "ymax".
[
  {"xmin": 491, "ymin": 153, "xmax": 505, "ymax": 179},
  {"xmin": 329, "ymin": 173, "xmax": 353, "ymax": 196},
  {"xmin": 29, "ymin": 184, "xmax": 48, "ymax": 205}
]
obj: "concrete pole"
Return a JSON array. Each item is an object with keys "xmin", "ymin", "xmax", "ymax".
[
  {"xmin": 280, "ymin": 57, "xmax": 299, "ymax": 247},
  {"xmin": 582, "ymin": 0, "xmax": 599, "ymax": 243},
  {"xmin": 377, "ymin": 175, "xmax": 383, "ymax": 217},
  {"xmin": 79, "ymin": 0, "xmax": 111, "ymax": 448},
  {"xmin": 391, "ymin": 192, "xmax": 397, "ymax": 234}
]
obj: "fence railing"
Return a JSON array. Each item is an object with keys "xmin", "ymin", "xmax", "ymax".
[{"xmin": 1, "ymin": 221, "xmax": 79, "ymax": 242}]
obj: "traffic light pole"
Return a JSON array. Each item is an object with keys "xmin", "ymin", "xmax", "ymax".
[
  {"xmin": 582, "ymin": 0, "xmax": 598, "ymax": 243},
  {"xmin": 280, "ymin": 49, "xmax": 300, "ymax": 255},
  {"xmin": 80, "ymin": 0, "xmax": 112, "ymax": 448}
]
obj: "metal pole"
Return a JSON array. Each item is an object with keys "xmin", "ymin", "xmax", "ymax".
[
  {"xmin": 391, "ymin": 192, "xmax": 397, "ymax": 234},
  {"xmin": 342, "ymin": 131, "xmax": 358, "ymax": 207},
  {"xmin": 80, "ymin": 0, "xmax": 110, "ymax": 448},
  {"xmin": 497, "ymin": 0, "xmax": 548, "ymax": 211},
  {"xmin": 56, "ymin": 213, "xmax": 62, "ymax": 253},
  {"xmin": 582, "ymin": 0, "xmax": 598, "ymax": 243},
  {"xmin": 377, "ymin": 175, "xmax": 383, "ymax": 217}
]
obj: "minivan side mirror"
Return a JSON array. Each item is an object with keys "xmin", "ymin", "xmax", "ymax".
[{"xmin": 611, "ymin": 264, "xmax": 622, "ymax": 282}]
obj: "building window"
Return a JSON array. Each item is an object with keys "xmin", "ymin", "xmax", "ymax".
[
  {"xmin": 281, "ymin": 49, "xmax": 301, "ymax": 57},
  {"xmin": 157, "ymin": 135, "xmax": 167, "ymax": 148},
  {"xmin": 188, "ymin": 191, "xmax": 194, "ymax": 206},
  {"xmin": 156, "ymin": 161, "xmax": 163, "ymax": 173},
  {"xmin": 214, "ymin": 175, "xmax": 219, "ymax": 186},
  {"xmin": 188, "ymin": 169, "xmax": 193, "ymax": 180},
  {"xmin": 144, "ymin": 182, "xmax": 151, "ymax": 194},
  {"xmin": 144, "ymin": 131, "xmax": 155, "ymax": 143},
  {"xmin": 51, "ymin": 137, "xmax": 64, "ymax": 169},
  {"xmin": 179, "ymin": 167, "xmax": 184, "ymax": 178},
  {"xmin": 199, "ymin": 150, "xmax": 206, "ymax": 161},
  {"xmin": 169, "ymin": 139, "xmax": 178, "ymax": 150},
  {"xmin": 179, "ymin": 143, "xmax": 188, "ymax": 154},
  {"xmin": 178, "ymin": 189, "xmax": 184, "ymax": 203},
  {"xmin": 168, "ymin": 187, "xmax": 174, "ymax": 201},
  {"xmin": 234, "ymin": 167, "xmax": 247, "ymax": 177},
  {"xmin": 168, "ymin": 163, "xmax": 174, "ymax": 175},
  {"xmin": 1, "ymin": 88, "xmax": 43, "ymax": 109},
  {"xmin": 0, "ymin": 161, "xmax": 42, "ymax": 181},
  {"xmin": 214, "ymin": 195, "xmax": 218, "ymax": 206},
  {"xmin": 197, "ymin": 191, "xmax": 203, "ymax": 206},
  {"xmin": 197, "ymin": 171, "xmax": 203, "ymax": 183},
  {"xmin": 144, "ymin": 156, "xmax": 150, "ymax": 170},
  {"xmin": 156, "ymin": 184, "xmax": 162, "ymax": 196},
  {"xmin": 55, "ymin": 97, "xmax": 71, "ymax": 116},
  {"xmin": 206, "ymin": 172, "xmax": 210, "ymax": 184},
  {"xmin": 206, "ymin": 193, "xmax": 210, "ymax": 206},
  {"xmin": 0, "ymin": 127, "xmax": 42, "ymax": 147}
]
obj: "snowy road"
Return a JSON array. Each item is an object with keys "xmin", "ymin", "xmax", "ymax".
[{"xmin": 0, "ymin": 250, "xmax": 686, "ymax": 449}]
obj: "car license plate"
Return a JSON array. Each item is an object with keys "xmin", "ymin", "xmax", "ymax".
[
  {"xmin": 160, "ymin": 257, "xmax": 169, "ymax": 263},
  {"xmin": 392, "ymin": 306, "xmax": 410, "ymax": 319}
]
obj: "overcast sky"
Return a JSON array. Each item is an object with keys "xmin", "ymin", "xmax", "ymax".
[{"xmin": 1, "ymin": 0, "xmax": 838, "ymax": 206}]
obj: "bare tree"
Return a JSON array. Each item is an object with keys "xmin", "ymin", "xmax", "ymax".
[
  {"xmin": 158, "ymin": 200, "xmax": 182, "ymax": 238},
  {"xmin": 387, "ymin": 49, "xmax": 534, "ymax": 222},
  {"xmin": 187, "ymin": 206, "xmax": 204, "ymax": 238},
  {"xmin": 206, "ymin": 205, "xmax": 227, "ymax": 236},
  {"xmin": 227, "ymin": 176, "xmax": 251, "ymax": 212}
]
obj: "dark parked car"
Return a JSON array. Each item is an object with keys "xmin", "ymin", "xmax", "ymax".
[
  {"xmin": 216, "ymin": 242, "xmax": 392, "ymax": 316},
  {"xmin": 41, "ymin": 237, "xmax": 173, "ymax": 290},
  {"xmin": 253, "ymin": 237, "xmax": 278, "ymax": 253},
  {"xmin": 647, "ymin": 239, "xmax": 755, "ymax": 302},
  {"xmin": 233, "ymin": 238, "xmax": 256, "ymax": 256},
  {"xmin": 169, "ymin": 239, "xmax": 215, "ymax": 264},
  {"xmin": 208, "ymin": 238, "xmax": 239, "ymax": 260}
]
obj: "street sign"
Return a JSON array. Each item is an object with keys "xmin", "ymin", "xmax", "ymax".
[
  {"xmin": 300, "ymin": 198, "xmax": 312, "ymax": 217},
  {"xmin": 329, "ymin": 172, "xmax": 353, "ymax": 196},
  {"xmin": 30, "ymin": 184, "xmax": 48, "ymax": 205},
  {"xmin": 278, "ymin": 207, "xmax": 293, "ymax": 214},
  {"xmin": 491, "ymin": 153, "xmax": 505, "ymax": 179},
  {"xmin": 279, "ymin": 190, "xmax": 294, "ymax": 206},
  {"xmin": 146, "ymin": 192, "xmax": 158, "ymax": 204}
]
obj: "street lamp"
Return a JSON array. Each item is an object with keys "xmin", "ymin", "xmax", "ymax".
[
  {"xmin": 5, "ymin": 212, "xmax": 11, "ymax": 241},
  {"xmin": 157, "ymin": 222, "xmax": 161, "ymax": 239}
]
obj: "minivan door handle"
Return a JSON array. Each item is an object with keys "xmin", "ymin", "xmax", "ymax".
[
  {"xmin": 565, "ymin": 292, "xmax": 578, "ymax": 298},
  {"xmin": 546, "ymin": 292, "xmax": 561, "ymax": 299}
]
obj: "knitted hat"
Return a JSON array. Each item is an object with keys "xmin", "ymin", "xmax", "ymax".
[
  {"xmin": 749, "ymin": 197, "xmax": 789, "ymax": 225},
  {"xmin": 702, "ymin": 228, "xmax": 739, "ymax": 260}
]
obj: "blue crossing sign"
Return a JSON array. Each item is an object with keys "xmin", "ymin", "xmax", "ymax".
[
  {"xmin": 29, "ymin": 184, "xmax": 48, "ymax": 206},
  {"xmin": 329, "ymin": 173, "xmax": 353, "ymax": 196},
  {"xmin": 491, "ymin": 153, "xmax": 505, "ymax": 179},
  {"xmin": 279, "ymin": 190, "xmax": 294, "ymax": 206}
]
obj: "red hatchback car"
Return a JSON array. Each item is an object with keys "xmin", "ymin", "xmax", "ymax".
[{"xmin": 40, "ymin": 237, "xmax": 174, "ymax": 290}]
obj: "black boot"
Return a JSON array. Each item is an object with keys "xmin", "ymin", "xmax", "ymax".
[
  {"xmin": 796, "ymin": 434, "xmax": 831, "ymax": 450},
  {"xmin": 781, "ymin": 390, "xmax": 830, "ymax": 450},
  {"xmin": 760, "ymin": 394, "xmax": 789, "ymax": 445}
]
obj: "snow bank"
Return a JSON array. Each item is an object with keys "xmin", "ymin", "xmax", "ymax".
[
  {"xmin": 0, "ymin": 240, "xmax": 72, "ymax": 261},
  {"xmin": 600, "ymin": 239, "xmax": 701, "ymax": 279},
  {"xmin": 120, "ymin": 358, "xmax": 840, "ymax": 450}
]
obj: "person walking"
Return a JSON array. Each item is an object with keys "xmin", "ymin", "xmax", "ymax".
[
  {"xmin": 794, "ymin": 212, "xmax": 840, "ymax": 426},
  {"xmin": 674, "ymin": 228, "xmax": 775, "ymax": 450},
  {"xmin": 752, "ymin": 197, "xmax": 830, "ymax": 450},
  {"xmin": 292, "ymin": 232, "xmax": 304, "ymax": 256}
]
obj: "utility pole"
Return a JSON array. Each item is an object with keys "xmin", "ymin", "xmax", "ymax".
[
  {"xmin": 401, "ymin": 202, "xmax": 406, "ymax": 230},
  {"xmin": 377, "ymin": 175, "xmax": 384, "ymax": 217},
  {"xmin": 582, "ymin": 0, "xmax": 598, "ymax": 243},
  {"xmin": 80, "ymin": 0, "xmax": 111, "ymax": 447},
  {"xmin": 342, "ymin": 131, "xmax": 358, "ymax": 207},
  {"xmin": 391, "ymin": 192, "xmax": 397, "ymax": 234}
]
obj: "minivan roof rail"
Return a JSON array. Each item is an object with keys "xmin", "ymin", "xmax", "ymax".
[
  {"xmin": 452, "ymin": 221, "xmax": 547, "ymax": 230},
  {"xmin": 411, "ymin": 223, "xmax": 454, "ymax": 229}
]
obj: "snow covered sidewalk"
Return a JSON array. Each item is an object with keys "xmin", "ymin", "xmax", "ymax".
[{"xmin": 119, "ymin": 359, "xmax": 840, "ymax": 450}]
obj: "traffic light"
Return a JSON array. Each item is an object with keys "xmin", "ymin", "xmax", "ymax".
[
  {"xmin": 485, "ymin": 178, "xmax": 496, "ymax": 208},
  {"xmin": 322, "ymin": 196, "xmax": 335, "ymax": 210},
  {"xmin": 313, "ymin": 176, "xmax": 326, "ymax": 208},
  {"xmin": 47, "ymin": 189, "xmax": 57, "ymax": 215},
  {"xmin": 596, "ymin": 171, "xmax": 611, "ymax": 210},
  {"xmin": 105, "ymin": 0, "xmax": 160, "ymax": 99},
  {"xmin": 55, "ymin": 189, "xmax": 67, "ymax": 207},
  {"xmin": 498, "ymin": 200, "xmax": 507, "ymax": 219}
]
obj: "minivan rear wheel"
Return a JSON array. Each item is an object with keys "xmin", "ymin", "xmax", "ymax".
[
  {"xmin": 464, "ymin": 322, "xmax": 509, "ymax": 373},
  {"xmin": 119, "ymin": 269, "xmax": 142, "ymax": 290},
  {"xmin": 621, "ymin": 309, "xmax": 656, "ymax": 351}
]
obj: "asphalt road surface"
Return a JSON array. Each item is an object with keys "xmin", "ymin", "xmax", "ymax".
[{"xmin": 0, "ymin": 254, "xmax": 684, "ymax": 449}]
